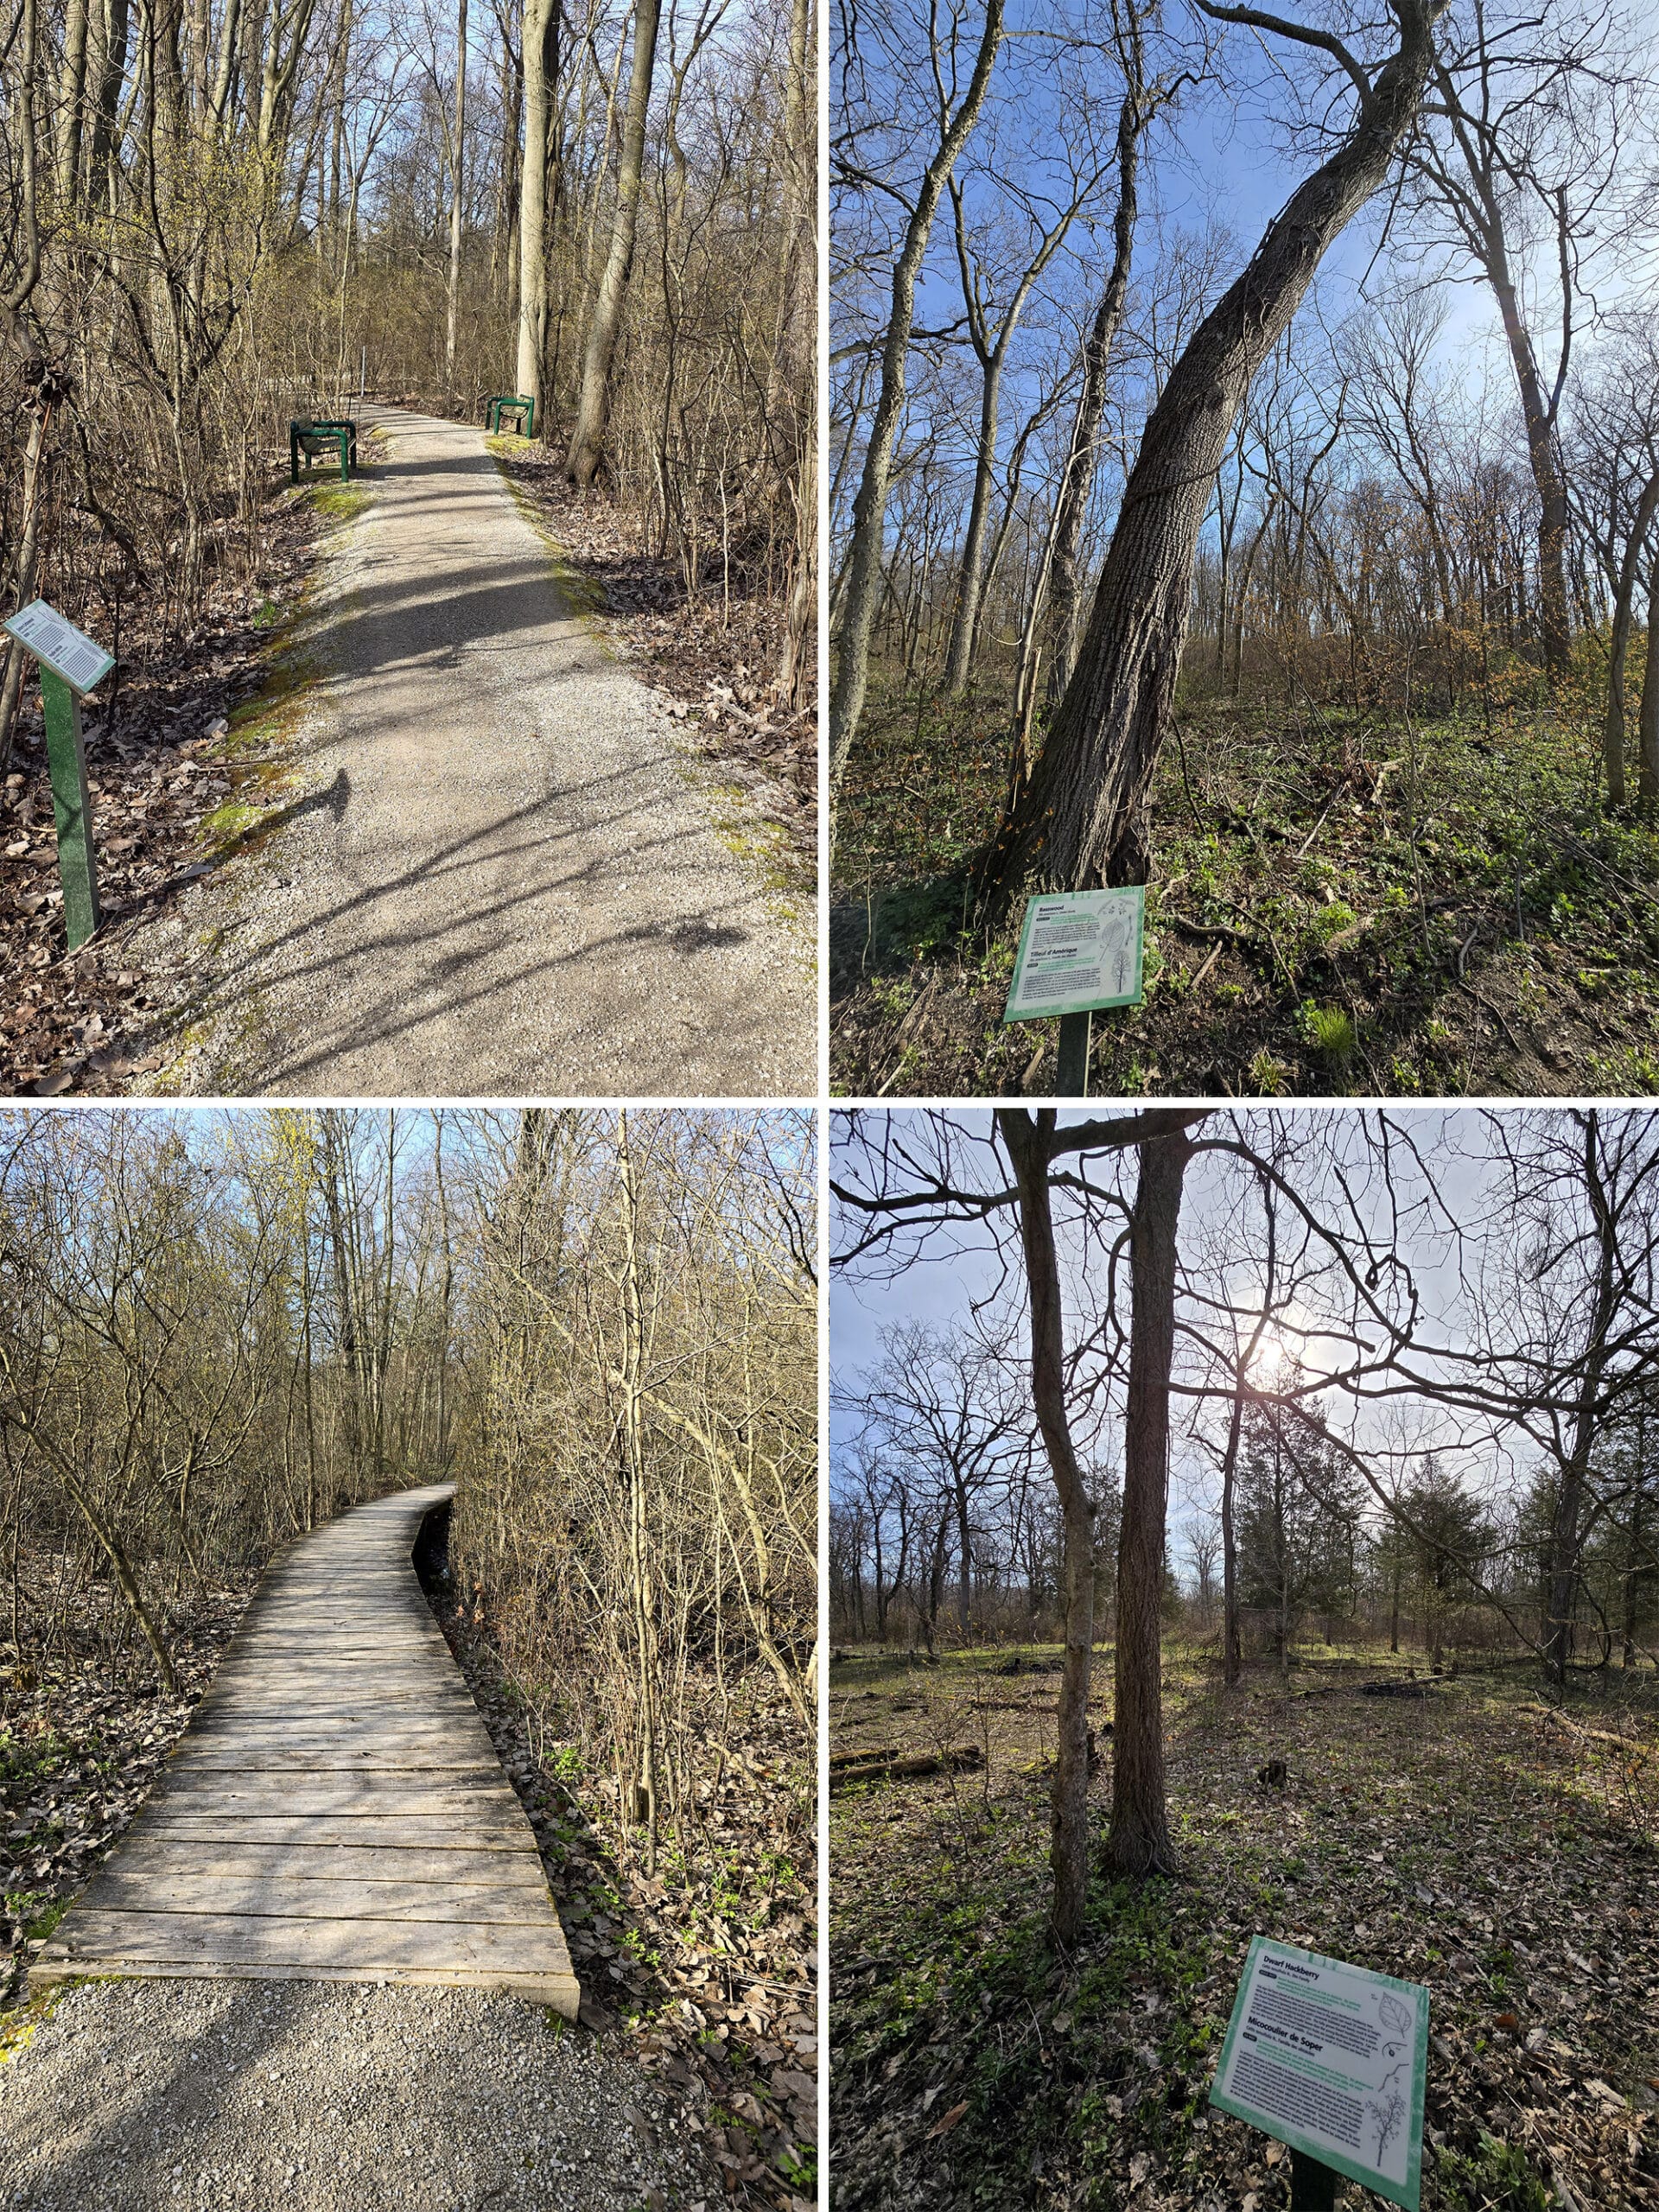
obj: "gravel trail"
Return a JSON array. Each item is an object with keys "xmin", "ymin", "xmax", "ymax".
[
  {"xmin": 0, "ymin": 1977, "xmax": 716, "ymax": 2211},
  {"xmin": 137, "ymin": 405, "xmax": 815, "ymax": 1098}
]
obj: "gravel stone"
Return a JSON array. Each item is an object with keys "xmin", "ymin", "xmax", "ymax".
[{"xmin": 0, "ymin": 1977, "xmax": 718, "ymax": 2210}]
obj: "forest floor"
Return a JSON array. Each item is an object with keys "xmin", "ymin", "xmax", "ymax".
[
  {"xmin": 486, "ymin": 436, "xmax": 816, "ymax": 869},
  {"xmin": 429, "ymin": 1583, "xmax": 819, "ymax": 2212},
  {"xmin": 829, "ymin": 1640, "xmax": 1659, "ymax": 2211},
  {"xmin": 830, "ymin": 676, "xmax": 1659, "ymax": 1098},
  {"xmin": 0, "ymin": 1542, "xmax": 815, "ymax": 2212},
  {"xmin": 0, "ymin": 483, "xmax": 333, "ymax": 1096}
]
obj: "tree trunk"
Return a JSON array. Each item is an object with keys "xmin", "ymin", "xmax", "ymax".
[
  {"xmin": 55, "ymin": 0, "xmax": 91, "ymax": 202},
  {"xmin": 1042, "ymin": 55, "xmax": 1144, "ymax": 705},
  {"xmin": 445, "ymin": 0, "xmax": 468, "ymax": 389},
  {"xmin": 65, "ymin": 1475, "xmax": 178, "ymax": 1696},
  {"xmin": 996, "ymin": 1108, "xmax": 1096, "ymax": 1945},
  {"xmin": 827, "ymin": 0, "xmax": 1004, "ymax": 806},
  {"xmin": 1601, "ymin": 467, "xmax": 1659, "ymax": 806},
  {"xmin": 1104, "ymin": 1123, "xmax": 1191, "ymax": 1878},
  {"xmin": 940, "ymin": 354, "xmax": 1004, "ymax": 694},
  {"xmin": 515, "ymin": 0, "xmax": 558, "ymax": 421},
  {"xmin": 774, "ymin": 0, "xmax": 816, "ymax": 707},
  {"xmin": 565, "ymin": 0, "xmax": 662, "ymax": 486},
  {"xmin": 984, "ymin": 3, "xmax": 1440, "ymax": 899},
  {"xmin": 0, "ymin": 397, "xmax": 58, "ymax": 782},
  {"xmin": 1640, "ymin": 547, "xmax": 1659, "ymax": 808},
  {"xmin": 1543, "ymin": 1116, "xmax": 1618, "ymax": 1687},
  {"xmin": 1218, "ymin": 1386, "xmax": 1244, "ymax": 1688}
]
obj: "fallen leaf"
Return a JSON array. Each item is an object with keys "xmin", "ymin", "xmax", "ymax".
[{"xmin": 927, "ymin": 2101, "xmax": 969, "ymax": 2140}]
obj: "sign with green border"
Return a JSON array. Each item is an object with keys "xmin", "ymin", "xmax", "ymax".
[
  {"xmin": 1210, "ymin": 1936, "xmax": 1428, "ymax": 2210},
  {"xmin": 1003, "ymin": 886, "xmax": 1144, "ymax": 1023},
  {"xmin": 3, "ymin": 599, "xmax": 115, "ymax": 696}
]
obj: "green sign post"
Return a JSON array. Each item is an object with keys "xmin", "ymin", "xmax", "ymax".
[
  {"xmin": 1002, "ymin": 886, "xmax": 1145, "ymax": 1096},
  {"xmin": 2, "ymin": 599, "xmax": 115, "ymax": 951},
  {"xmin": 1210, "ymin": 1936, "xmax": 1430, "ymax": 2211}
]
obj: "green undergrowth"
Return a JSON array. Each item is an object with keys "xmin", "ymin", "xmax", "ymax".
[
  {"xmin": 831, "ymin": 670, "xmax": 1659, "ymax": 1097},
  {"xmin": 831, "ymin": 1642, "xmax": 1659, "ymax": 2209},
  {"xmin": 484, "ymin": 441, "xmax": 611, "ymax": 628}
]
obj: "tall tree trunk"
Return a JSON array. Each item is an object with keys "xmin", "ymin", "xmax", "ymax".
[
  {"xmin": 940, "ymin": 353, "xmax": 1004, "ymax": 694},
  {"xmin": 1543, "ymin": 1115, "xmax": 1618, "ymax": 1688},
  {"xmin": 616, "ymin": 1109, "xmax": 658, "ymax": 1872},
  {"xmin": 514, "ymin": 0, "xmax": 557, "ymax": 420},
  {"xmin": 1104, "ymin": 1123, "xmax": 1190, "ymax": 1878},
  {"xmin": 985, "ymin": 2, "xmax": 1440, "ymax": 899},
  {"xmin": 1218, "ymin": 1387, "xmax": 1245, "ymax": 1688},
  {"xmin": 1640, "ymin": 547, "xmax": 1659, "ymax": 807},
  {"xmin": 1601, "ymin": 468, "xmax": 1659, "ymax": 805},
  {"xmin": 565, "ymin": 0, "xmax": 662, "ymax": 486},
  {"xmin": 1041, "ymin": 51, "xmax": 1145, "ymax": 706},
  {"xmin": 996, "ymin": 1107, "xmax": 1096, "ymax": 1946},
  {"xmin": 826, "ymin": 0, "xmax": 1004, "ymax": 807},
  {"xmin": 56, "ymin": 0, "xmax": 92, "ymax": 202},
  {"xmin": 775, "ymin": 0, "xmax": 815, "ymax": 706},
  {"xmin": 446, "ymin": 0, "xmax": 469, "ymax": 388}
]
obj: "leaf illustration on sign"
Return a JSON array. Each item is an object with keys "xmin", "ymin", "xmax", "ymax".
[{"xmin": 1376, "ymin": 1992, "xmax": 1413, "ymax": 2038}]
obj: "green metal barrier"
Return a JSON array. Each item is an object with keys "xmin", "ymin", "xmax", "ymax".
[
  {"xmin": 289, "ymin": 417, "xmax": 358, "ymax": 485},
  {"xmin": 485, "ymin": 393, "xmax": 535, "ymax": 436}
]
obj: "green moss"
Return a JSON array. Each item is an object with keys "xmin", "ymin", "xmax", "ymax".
[{"xmin": 483, "ymin": 442, "xmax": 611, "ymax": 629}]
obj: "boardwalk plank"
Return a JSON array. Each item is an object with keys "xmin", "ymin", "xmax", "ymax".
[{"xmin": 34, "ymin": 1484, "xmax": 579, "ymax": 2018}]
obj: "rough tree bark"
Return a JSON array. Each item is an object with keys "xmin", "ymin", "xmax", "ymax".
[
  {"xmin": 445, "ymin": 0, "xmax": 468, "ymax": 389},
  {"xmin": 1041, "ymin": 19, "xmax": 1150, "ymax": 706},
  {"xmin": 565, "ymin": 0, "xmax": 663, "ymax": 486},
  {"xmin": 1543, "ymin": 1113, "xmax": 1620, "ymax": 1688},
  {"xmin": 1103, "ymin": 1121, "xmax": 1191, "ymax": 1878},
  {"xmin": 997, "ymin": 1107, "xmax": 1098, "ymax": 1944},
  {"xmin": 827, "ymin": 0, "xmax": 1005, "ymax": 806},
  {"xmin": 514, "ymin": 0, "xmax": 558, "ymax": 421},
  {"xmin": 984, "ymin": 0, "xmax": 1444, "ymax": 899},
  {"xmin": 1603, "ymin": 467, "xmax": 1659, "ymax": 807},
  {"xmin": 1641, "ymin": 543, "xmax": 1659, "ymax": 807}
]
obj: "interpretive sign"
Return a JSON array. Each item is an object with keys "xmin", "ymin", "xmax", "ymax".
[
  {"xmin": 3, "ymin": 600, "xmax": 115, "ymax": 696},
  {"xmin": 1004, "ymin": 887, "xmax": 1144, "ymax": 1024},
  {"xmin": 1210, "ymin": 1937, "xmax": 1429, "ymax": 2211},
  {"xmin": 2, "ymin": 599, "xmax": 108, "ymax": 948}
]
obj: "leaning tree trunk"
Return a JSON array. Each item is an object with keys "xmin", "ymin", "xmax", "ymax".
[
  {"xmin": 1104, "ymin": 1122, "xmax": 1191, "ymax": 1879},
  {"xmin": 1601, "ymin": 467, "xmax": 1659, "ymax": 805},
  {"xmin": 514, "ymin": 0, "xmax": 558, "ymax": 423},
  {"xmin": 984, "ymin": 0, "xmax": 1441, "ymax": 900},
  {"xmin": 565, "ymin": 0, "xmax": 662, "ymax": 486},
  {"xmin": 826, "ymin": 0, "xmax": 1005, "ymax": 807},
  {"xmin": 997, "ymin": 1108, "xmax": 1096, "ymax": 1946}
]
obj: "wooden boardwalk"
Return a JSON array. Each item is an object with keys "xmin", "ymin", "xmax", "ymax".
[{"xmin": 35, "ymin": 1483, "xmax": 580, "ymax": 2017}]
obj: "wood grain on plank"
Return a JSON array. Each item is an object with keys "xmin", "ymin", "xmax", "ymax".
[{"xmin": 34, "ymin": 1482, "xmax": 580, "ymax": 2018}]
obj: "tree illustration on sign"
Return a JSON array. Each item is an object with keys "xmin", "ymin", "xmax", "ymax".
[{"xmin": 1366, "ymin": 2087, "xmax": 1408, "ymax": 2161}]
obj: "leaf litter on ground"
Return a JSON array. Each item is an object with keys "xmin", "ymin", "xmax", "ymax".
[{"xmin": 829, "ymin": 1645, "xmax": 1659, "ymax": 2211}]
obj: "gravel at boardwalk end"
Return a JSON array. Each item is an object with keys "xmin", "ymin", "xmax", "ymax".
[{"xmin": 0, "ymin": 1976, "xmax": 718, "ymax": 2211}]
